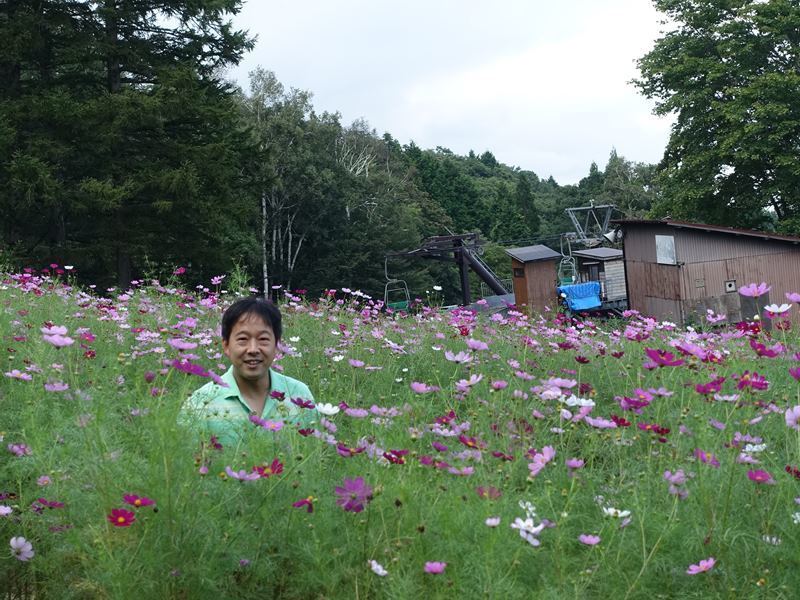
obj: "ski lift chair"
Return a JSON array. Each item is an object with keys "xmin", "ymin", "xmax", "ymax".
[
  {"xmin": 557, "ymin": 281, "xmax": 602, "ymax": 312},
  {"xmin": 384, "ymin": 257, "xmax": 410, "ymax": 310}
]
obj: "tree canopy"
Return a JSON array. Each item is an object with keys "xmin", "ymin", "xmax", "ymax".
[
  {"xmin": 635, "ymin": 0, "xmax": 800, "ymax": 231},
  {"xmin": 0, "ymin": 3, "xmax": 659, "ymax": 301}
]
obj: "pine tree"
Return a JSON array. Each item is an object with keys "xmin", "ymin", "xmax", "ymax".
[{"xmin": 0, "ymin": 1, "xmax": 254, "ymax": 285}]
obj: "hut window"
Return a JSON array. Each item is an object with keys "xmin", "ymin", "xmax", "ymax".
[
  {"xmin": 513, "ymin": 268, "xmax": 524, "ymax": 278},
  {"xmin": 655, "ymin": 235, "xmax": 676, "ymax": 265}
]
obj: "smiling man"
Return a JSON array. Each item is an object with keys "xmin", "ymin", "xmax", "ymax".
[{"xmin": 181, "ymin": 296, "xmax": 315, "ymax": 445}]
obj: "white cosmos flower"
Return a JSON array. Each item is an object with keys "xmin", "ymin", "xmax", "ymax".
[
  {"xmin": 743, "ymin": 443, "xmax": 766, "ymax": 453},
  {"xmin": 316, "ymin": 403, "xmax": 340, "ymax": 416},
  {"xmin": 368, "ymin": 559, "xmax": 388, "ymax": 576},
  {"xmin": 764, "ymin": 303, "xmax": 791, "ymax": 315},
  {"xmin": 602, "ymin": 506, "xmax": 631, "ymax": 518},
  {"xmin": 433, "ymin": 285, "xmax": 442, "ymax": 291},
  {"xmin": 562, "ymin": 394, "xmax": 595, "ymax": 407}
]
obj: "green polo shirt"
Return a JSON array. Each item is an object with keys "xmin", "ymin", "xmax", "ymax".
[{"xmin": 180, "ymin": 367, "xmax": 316, "ymax": 445}]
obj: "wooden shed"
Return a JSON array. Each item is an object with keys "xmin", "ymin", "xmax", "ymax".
[
  {"xmin": 572, "ymin": 247, "xmax": 627, "ymax": 307},
  {"xmin": 615, "ymin": 219, "xmax": 800, "ymax": 325},
  {"xmin": 505, "ymin": 245, "xmax": 560, "ymax": 314}
]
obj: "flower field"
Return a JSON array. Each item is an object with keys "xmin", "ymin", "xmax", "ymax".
[{"xmin": 2, "ymin": 269, "xmax": 800, "ymax": 598}]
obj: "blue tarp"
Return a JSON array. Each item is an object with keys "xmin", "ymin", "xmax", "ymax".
[{"xmin": 557, "ymin": 281, "xmax": 602, "ymax": 312}]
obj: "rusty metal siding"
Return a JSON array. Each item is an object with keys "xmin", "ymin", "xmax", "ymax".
[
  {"xmin": 623, "ymin": 222, "xmax": 800, "ymax": 324},
  {"xmin": 673, "ymin": 229, "xmax": 795, "ymax": 264},
  {"xmin": 621, "ymin": 226, "xmax": 677, "ymax": 263},
  {"xmin": 625, "ymin": 260, "xmax": 680, "ymax": 310}
]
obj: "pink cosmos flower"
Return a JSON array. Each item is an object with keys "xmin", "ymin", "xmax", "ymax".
[
  {"xmin": 444, "ymin": 350, "xmax": 472, "ymax": 364},
  {"xmin": 578, "ymin": 534, "xmax": 601, "ymax": 546},
  {"xmin": 225, "ymin": 466, "xmax": 260, "ymax": 482},
  {"xmin": 664, "ymin": 469, "xmax": 687, "ymax": 485},
  {"xmin": 693, "ymin": 449, "xmax": 720, "ymax": 468},
  {"xmin": 44, "ymin": 382, "xmax": 69, "ymax": 392},
  {"xmin": 785, "ymin": 405, "xmax": 800, "ymax": 430},
  {"xmin": 410, "ymin": 381, "xmax": 439, "ymax": 394},
  {"xmin": 485, "ymin": 516, "xmax": 501, "ymax": 527},
  {"xmin": 528, "ymin": 446, "xmax": 556, "ymax": 477},
  {"xmin": 10, "ymin": 536, "xmax": 34, "ymax": 561},
  {"xmin": 786, "ymin": 292, "xmax": 800, "ymax": 303},
  {"xmin": 686, "ymin": 557, "xmax": 716, "ymax": 575},
  {"xmin": 262, "ymin": 420, "xmax": 284, "ymax": 432},
  {"xmin": 465, "ymin": 338, "xmax": 489, "ymax": 351},
  {"xmin": 334, "ymin": 477, "xmax": 373, "ymax": 513},
  {"xmin": 7, "ymin": 443, "xmax": 31, "ymax": 457},
  {"xmin": 167, "ymin": 338, "xmax": 198, "ymax": 350},
  {"xmin": 4, "ymin": 370, "xmax": 32, "ymax": 381},
  {"xmin": 424, "ymin": 561, "xmax": 447, "ymax": 574},
  {"xmin": 40, "ymin": 325, "xmax": 68, "ymax": 336},
  {"xmin": 565, "ymin": 458, "xmax": 585, "ymax": 470},
  {"xmin": 738, "ymin": 282, "xmax": 771, "ymax": 297},
  {"xmin": 42, "ymin": 334, "xmax": 74, "ymax": 347},
  {"xmin": 490, "ymin": 379, "xmax": 509, "ymax": 390}
]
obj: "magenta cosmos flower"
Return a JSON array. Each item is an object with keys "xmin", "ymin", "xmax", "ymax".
[
  {"xmin": 334, "ymin": 477, "xmax": 373, "ymax": 513},
  {"xmin": 643, "ymin": 348, "xmax": 685, "ymax": 367},
  {"xmin": 424, "ymin": 561, "xmax": 447, "ymax": 574},
  {"xmin": 123, "ymin": 494, "xmax": 156, "ymax": 508},
  {"xmin": 107, "ymin": 508, "xmax": 136, "ymax": 527},
  {"xmin": 292, "ymin": 496, "xmax": 315, "ymax": 513},
  {"xmin": 747, "ymin": 469, "xmax": 776, "ymax": 485},
  {"xmin": 686, "ymin": 557, "xmax": 716, "ymax": 575}
]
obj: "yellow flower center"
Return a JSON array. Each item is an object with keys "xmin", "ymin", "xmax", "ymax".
[
  {"xmin": 117, "ymin": 516, "xmax": 126, "ymax": 523},
  {"xmin": 134, "ymin": 499, "xmax": 141, "ymax": 506}
]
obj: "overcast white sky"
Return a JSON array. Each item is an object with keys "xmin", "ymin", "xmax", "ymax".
[{"xmin": 228, "ymin": 0, "xmax": 673, "ymax": 185}]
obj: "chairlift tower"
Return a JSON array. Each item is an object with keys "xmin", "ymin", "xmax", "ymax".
[
  {"xmin": 565, "ymin": 201, "xmax": 616, "ymax": 247},
  {"xmin": 558, "ymin": 202, "xmax": 618, "ymax": 284}
]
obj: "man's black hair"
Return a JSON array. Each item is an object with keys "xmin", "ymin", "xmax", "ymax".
[{"xmin": 221, "ymin": 297, "xmax": 282, "ymax": 342}]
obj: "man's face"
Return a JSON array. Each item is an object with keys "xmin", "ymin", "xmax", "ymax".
[{"xmin": 222, "ymin": 312, "xmax": 278, "ymax": 384}]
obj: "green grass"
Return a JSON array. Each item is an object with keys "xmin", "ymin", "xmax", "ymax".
[{"xmin": 1, "ymin": 271, "xmax": 800, "ymax": 598}]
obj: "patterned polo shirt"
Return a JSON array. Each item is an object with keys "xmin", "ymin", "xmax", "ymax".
[{"xmin": 180, "ymin": 367, "xmax": 316, "ymax": 445}]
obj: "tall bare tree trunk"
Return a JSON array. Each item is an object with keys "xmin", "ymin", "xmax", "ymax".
[{"xmin": 261, "ymin": 191, "xmax": 269, "ymax": 297}]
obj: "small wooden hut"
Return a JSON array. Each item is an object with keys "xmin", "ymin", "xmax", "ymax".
[{"xmin": 505, "ymin": 245, "xmax": 560, "ymax": 314}]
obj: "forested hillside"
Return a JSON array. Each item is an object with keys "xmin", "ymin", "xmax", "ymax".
[{"xmin": 5, "ymin": 1, "xmax": 796, "ymax": 302}]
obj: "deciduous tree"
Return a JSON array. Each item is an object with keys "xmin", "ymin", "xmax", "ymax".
[{"xmin": 635, "ymin": 0, "xmax": 800, "ymax": 230}]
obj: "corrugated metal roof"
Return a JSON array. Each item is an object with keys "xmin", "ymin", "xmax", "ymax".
[
  {"xmin": 572, "ymin": 247, "xmax": 623, "ymax": 260},
  {"xmin": 612, "ymin": 219, "xmax": 800, "ymax": 244},
  {"xmin": 505, "ymin": 245, "xmax": 561, "ymax": 263}
]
